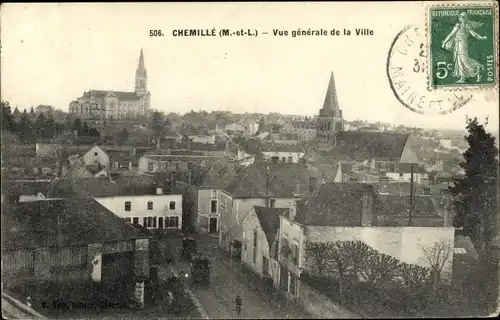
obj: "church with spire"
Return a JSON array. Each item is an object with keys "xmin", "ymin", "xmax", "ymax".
[
  {"xmin": 69, "ymin": 49, "xmax": 151, "ymax": 120},
  {"xmin": 316, "ymin": 71, "xmax": 344, "ymax": 149}
]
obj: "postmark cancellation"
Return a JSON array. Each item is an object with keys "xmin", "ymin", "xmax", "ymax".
[{"xmin": 427, "ymin": 2, "xmax": 499, "ymax": 90}]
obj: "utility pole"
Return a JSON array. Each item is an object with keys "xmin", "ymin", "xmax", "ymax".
[{"xmin": 408, "ymin": 163, "xmax": 414, "ymax": 227}]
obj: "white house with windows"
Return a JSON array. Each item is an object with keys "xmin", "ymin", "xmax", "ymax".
[{"xmin": 95, "ymin": 190, "xmax": 183, "ymax": 230}]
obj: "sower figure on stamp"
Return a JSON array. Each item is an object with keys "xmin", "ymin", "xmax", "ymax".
[{"xmin": 441, "ymin": 11, "xmax": 488, "ymax": 84}]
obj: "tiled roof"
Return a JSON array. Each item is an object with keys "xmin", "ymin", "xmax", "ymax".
[
  {"xmin": 200, "ymin": 158, "xmax": 242, "ymax": 189},
  {"xmin": 87, "ymin": 90, "xmax": 139, "ymax": 101},
  {"xmin": 222, "ymin": 162, "xmax": 322, "ymax": 198},
  {"xmin": 2, "ymin": 199, "xmax": 149, "ymax": 250},
  {"xmin": 261, "ymin": 143, "xmax": 305, "ymax": 153},
  {"xmin": 397, "ymin": 163, "xmax": 427, "ymax": 174},
  {"xmin": 295, "ymin": 182, "xmax": 379, "ymax": 226},
  {"xmin": 254, "ymin": 206, "xmax": 287, "ymax": 246},
  {"xmin": 377, "ymin": 195, "xmax": 440, "ymax": 217},
  {"xmin": 143, "ymin": 154, "xmax": 222, "ymax": 161},
  {"xmin": 328, "ymin": 131, "xmax": 409, "ymax": 161},
  {"xmin": 2, "ymin": 180, "xmax": 52, "ymax": 196},
  {"xmin": 373, "ymin": 181, "xmax": 424, "ymax": 196},
  {"xmin": 47, "ymin": 175, "xmax": 161, "ymax": 198}
]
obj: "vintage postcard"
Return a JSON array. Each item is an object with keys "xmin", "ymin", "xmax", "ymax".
[{"xmin": 1, "ymin": 2, "xmax": 499, "ymax": 319}]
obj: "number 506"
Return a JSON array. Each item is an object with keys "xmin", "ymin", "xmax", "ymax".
[{"xmin": 435, "ymin": 62, "xmax": 453, "ymax": 79}]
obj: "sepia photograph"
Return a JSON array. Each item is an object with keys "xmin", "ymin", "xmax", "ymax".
[{"xmin": 1, "ymin": 2, "xmax": 499, "ymax": 319}]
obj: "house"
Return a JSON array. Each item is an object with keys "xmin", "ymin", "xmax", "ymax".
[
  {"xmin": 293, "ymin": 119, "xmax": 317, "ymax": 142},
  {"xmin": 1, "ymin": 180, "xmax": 52, "ymax": 203},
  {"xmin": 218, "ymin": 162, "xmax": 323, "ymax": 258},
  {"xmin": 1, "ymin": 198, "xmax": 151, "ymax": 308},
  {"xmin": 241, "ymin": 206, "xmax": 286, "ymax": 288},
  {"xmin": 190, "ymin": 135, "xmax": 216, "ymax": 145},
  {"xmin": 315, "ymin": 131, "xmax": 418, "ymax": 167},
  {"xmin": 224, "ymin": 123, "xmax": 245, "ymax": 134},
  {"xmin": 261, "ymin": 144, "xmax": 306, "ymax": 164},
  {"xmin": 47, "ymin": 175, "xmax": 183, "ymax": 230},
  {"xmin": 82, "ymin": 146, "xmax": 140, "ymax": 173},
  {"xmin": 239, "ymin": 118, "xmax": 259, "ymax": 138},
  {"xmin": 196, "ymin": 158, "xmax": 243, "ymax": 233},
  {"xmin": 386, "ymin": 163, "xmax": 428, "ymax": 184},
  {"xmin": 274, "ymin": 182, "xmax": 455, "ymax": 303},
  {"xmin": 137, "ymin": 154, "xmax": 223, "ymax": 174}
]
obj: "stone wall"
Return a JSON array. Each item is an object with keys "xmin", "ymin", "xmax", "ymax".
[{"xmin": 299, "ymin": 279, "xmax": 358, "ymax": 318}]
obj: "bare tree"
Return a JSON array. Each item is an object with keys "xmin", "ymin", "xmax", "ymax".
[
  {"xmin": 418, "ymin": 240, "xmax": 454, "ymax": 287},
  {"xmin": 305, "ymin": 242, "xmax": 331, "ymax": 277}
]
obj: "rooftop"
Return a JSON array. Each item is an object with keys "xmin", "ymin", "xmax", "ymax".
[
  {"xmin": 223, "ymin": 162, "xmax": 322, "ymax": 198},
  {"xmin": 46, "ymin": 174, "xmax": 171, "ymax": 198},
  {"xmin": 2, "ymin": 199, "xmax": 149, "ymax": 251},
  {"xmin": 328, "ymin": 131, "xmax": 410, "ymax": 162},
  {"xmin": 295, "ymin": 182, "xmax": 379, "ymax": 226},
  {"xmin": 254, "ymin": 206, "xmax": 286, "ymax": 245}
]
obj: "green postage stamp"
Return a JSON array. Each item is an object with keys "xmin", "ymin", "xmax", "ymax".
[{"xmin": 428, "ymin": 3, "xmax": 498, "ymax": 89}]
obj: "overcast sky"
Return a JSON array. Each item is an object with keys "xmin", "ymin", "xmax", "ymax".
[{"xmin": 1, "ymin": 2, "xmax": 498, "ymax": 131}]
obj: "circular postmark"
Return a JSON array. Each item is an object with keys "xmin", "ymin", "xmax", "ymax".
[{"xmin": 387, "ymin": 25, "xmax": 474, "ymax": 115}]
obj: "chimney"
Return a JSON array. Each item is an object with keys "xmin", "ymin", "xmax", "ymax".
[
  {"xmin": 361, "ymin": 190, "xmax": 373, "ymax": 227},
  {"xmin": 156, "ymin": 186, "xmax": 163, "ymax": 195},
  {"xmin": 171, "ymin": 171, "xmax": 177, "ymax": 191},
  {"xmin": 188, "ymin": 169, "xmax": 192, "ymax": 185},
  {"xmin": 379, "ymin": 175, "xmax": 389, "ymax": 191}
]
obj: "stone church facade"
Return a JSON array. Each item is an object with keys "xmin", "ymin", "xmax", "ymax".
[{"xmin": 69, "ymin": 49, "xmax": 151, "ymax": 120}]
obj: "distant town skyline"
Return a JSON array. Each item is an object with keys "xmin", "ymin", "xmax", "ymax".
[{"xmin": 1, "ymin": 3, "xmax": 498, "ymax": 131}]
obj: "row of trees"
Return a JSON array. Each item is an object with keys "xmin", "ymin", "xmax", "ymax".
[
  {"xmin": 2, "ymin": 103, "xmax": 60, "ymax": 142},
  {"xmin": 304, "ymin": 240, "xmax": 453, "ymax": 316}
]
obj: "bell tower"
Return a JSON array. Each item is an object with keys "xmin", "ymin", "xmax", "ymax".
[
  {"xmin": 316, "ymin": 71, "xmax": 344, "ymax": 150},
  {"xmin": 135, "ymin": 48, "xmax": 148, "ymax": 97}
]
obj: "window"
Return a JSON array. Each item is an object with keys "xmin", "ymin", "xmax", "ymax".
[
  {"xmin": 281, "ymin": 157, "xmax": 286, "ymax": 162},
  {"xmin": 125, "ymin": 201, "xmax": 131, "ymax": 211},
  {"xmin": 253, "ymin": 229, "xmax": 258, "ymax": 264},
  {"xmin": 169, "ymin": 201, "xmax": 176, "ymax": 210},
  {"xmin": 166, "ymin": 216, "xmax": 179, "ymax": 228},
  {"xmin": 211, "ymin": 200, "xmax": 217, "ymax": 213},
  {"xmin": 270, "ymin": 199, "xmax": 276, "ymax": 208},
  {"xmin": 399, "ymin": 172, "xmax": 404, "ymax": 178},
  {"xmin": 289, "ymin": 273, "xmax": 297, "ymax": 295},
  {"xmin": 143, "ymin": 217, "xmax": 147, "ymax": 226},
  {"xmin": 94, "ymin": 152, "xmax": 98, "ymax": 156},
  {"xmin": 287, "ymin": 156, "xmax": 293, "ymax": 163},
  {"xmin": 158, "ymin": 217, "xmax": 164, "ymax": 229},
  {"xmin": 281, "ymin": 238, "xmax": 289, "ymax": 257},
  {"xmin": 124, "ymin": 217, "xmax": 131, "ymax": 223},
  {"xmin": 148, "ymin": 162, "xmax": 154, "ymax": 172},
  {"xmin": 291, "ymin": 243, "xmax": 299, "ymax": 265},
  {"xmin": 147, "ymin": 201, "xmax": 153, "ymax": 210},
  {"xmin": 211, "ymin": 190, "xmax": 217, "ymax": 199},
  {"xmin": 152, "ymin": 217, "xmax": 157, "ymax": 228}
]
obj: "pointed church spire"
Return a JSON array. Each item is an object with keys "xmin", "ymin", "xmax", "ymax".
[
  {"xmin": 320, "ymin": 71, "xmax": 340, "ymax": 115},
  {"xmin": 136, "ymin": 48, "xmax": 147, "ymax": 76}
]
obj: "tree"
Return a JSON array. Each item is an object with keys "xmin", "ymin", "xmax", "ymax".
[
  {"xmin": 450, "ymin": 117, "xmax": 499, "ymax": 259},
  {"xmin": 418, "ymin": 240, "xmax": 453, "ymax": 287},
  {"xmin": 258, "ymin": 117, "xmax": 266, "ymax": 133},
  {"xmin": 18, "ymin": 110, "xmax": 34, "ymax": 143},
  {"xmin": 72, "ymin": 118, "xmax": 82, "ymax": 135},
  {"xmin": 1, "ymin": 101, "xmax": 14, "ymax": 132},
  {"xmin": 151, "ymin": 111, "xmax": 165, "ymax": 137},
  {"xmin": 118, "ymin": 128, "xmax": 129, "ymax": 145},
  {"xmin": 44, "ymin": 113, "xmax": 55, "ymax": 139},
  {"xmin": 306, "ymin": 242, "xmax": 332, "ymax": 276},
  {"xmin": 34, "ymin": 112, "xmax": 46, "ymax": 139},
  {"xmin": 29, "ymin": 106, "xmax": 35, "ymax": 117},
  {"xmin": 82, "ymin": 122, "xmax": 90, "ymax": 136}
]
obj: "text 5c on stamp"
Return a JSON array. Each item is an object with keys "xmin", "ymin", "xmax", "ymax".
[{"xmin": 427, "ymin": 3, "xmax": 499, "ymax": 90}]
